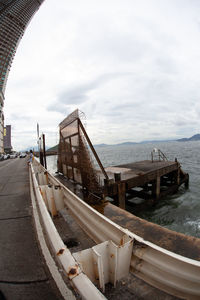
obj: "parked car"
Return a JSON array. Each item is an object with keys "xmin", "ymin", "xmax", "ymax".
[
  {"xmin": 0, "ymin": 154, "xmax": 4, "ymax": 161},
  {"xmin": 19, "ymin": 152, "xmax": 26, "ymax": 158}
]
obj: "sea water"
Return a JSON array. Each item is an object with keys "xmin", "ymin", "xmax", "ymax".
[{"xmin": 46, "ymin": 141, "xmax": 200, "ymax": 238}]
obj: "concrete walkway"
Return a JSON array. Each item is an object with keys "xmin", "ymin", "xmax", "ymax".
[{"xmin": 0, "ymin": 158, "xmax": 62, "ymax": 299}]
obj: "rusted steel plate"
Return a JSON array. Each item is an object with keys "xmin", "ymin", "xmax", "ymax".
[{"xmin": 103, "ymin": 203, "xmax": 200, "ymax": 261}]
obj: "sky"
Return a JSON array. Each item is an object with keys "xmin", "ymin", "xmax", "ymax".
[{"xmin": 4, "ymin": 0, "xmax": 200, "ymax": 150}]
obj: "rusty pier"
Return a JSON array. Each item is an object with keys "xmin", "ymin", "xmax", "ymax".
[
  {"xmin": 101, "ymin": 159, "xmax": 189, "ymax": 209},
  {"xmin": 56, "ymin": 109, "xmax": 189, "ymax": 212}
]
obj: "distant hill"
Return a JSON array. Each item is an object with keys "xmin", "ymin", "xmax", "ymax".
[
  {"xmin": 94, "ymin": 140, "xmax": 171, "ymax": 147},
  {"xmin": 46, "ymin": 133, "xmax": 200, "ymax": 151},
  {"xmin": 47, "ymin": 144, "xmax": 58, "ymax": 152},
  {"xmin": 94, "ymin": 143, "xmax": 110, "ymax": 147},
  {"xmin": 140, "ymin": 140, "xmax": 173, "ymax": 144},
  {"xmin": 177, "ymin": 134, "xmax": 200, "ymax": 142},
  {"xmin": 94, "ymin": 142, "xmax": 138, "ymax": 147},
  {"xmin": 116, "ymin": 142, "xmax": 138, "ymax": 146},
  {"xmin": 19, "ymin": 145, "xmax": 38, "ymax": 152}
]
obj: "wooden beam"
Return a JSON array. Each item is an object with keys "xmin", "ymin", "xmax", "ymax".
[
  {"xmin": 118, "ymin": 182, "xmax": 126, "ymax": 209},
  {"xmin": 156, "ymin": 176, "xmax": 160, "ymax": 200}
]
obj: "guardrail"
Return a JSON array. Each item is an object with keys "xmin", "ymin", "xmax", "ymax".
[
  {"xmin": 30, "ymin": 160, "xmax": 200, "ymax": 299},
  {"xmin": 30, "ymin": 163, "xmax": 106, "ymax": 300}
]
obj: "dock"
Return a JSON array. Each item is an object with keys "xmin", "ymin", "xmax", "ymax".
[
  {"xmin": 101, "ymin": 159, "xmax": 189, "ymax": 209},
  {"xmin": 56, "ymin": 109, "xmax": 189, "ymax": 211}
]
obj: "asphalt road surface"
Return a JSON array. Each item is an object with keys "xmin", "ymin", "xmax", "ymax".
[{"xmin": 0, "ymin": 158, "xmax": 63, "ymax": 300}]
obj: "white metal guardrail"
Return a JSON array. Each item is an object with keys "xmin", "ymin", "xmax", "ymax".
[
  {"xmin": 30, "ymin": 162, "xmax": 133, "ymax": 298},
  {"xmin": 30, "ymin": 160, "xmax": 200, "ymax": 299},
  {"xmin": 30, "ymin": 165, "xmax": 107, "ymax": 300}
]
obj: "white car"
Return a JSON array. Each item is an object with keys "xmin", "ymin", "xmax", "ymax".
[{"xmin": 19, "ymin": 153, "xmax": 26, "ymax": 158}]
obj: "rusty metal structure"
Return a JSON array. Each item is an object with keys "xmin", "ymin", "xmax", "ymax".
[
  {"xmin": 58, "ymin": 110, "xmax": 189, "ymax": 209},
  {"xmin": 57, "ymin": 109, "xmax": 108, "ymax": 202},
  {"xmin": 0, "ymin": 0, "xmax": 44, "ymax": 153}
]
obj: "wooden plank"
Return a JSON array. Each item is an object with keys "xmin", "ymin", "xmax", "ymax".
[
  {"xmin": 126, "ymin": 163, "xmax": 178, "ymax": 189},
  {"xmin": 117, "ymin": 182, "xmax": 126, "ymax": 209},
  {"xmin": 156, "ymin": 176, "xmax": 160, "ymax": 199}
]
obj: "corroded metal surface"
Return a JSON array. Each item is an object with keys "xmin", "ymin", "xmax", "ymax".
[
  {"xmin": 56, "ymin": 173, "xmax": 199, "ymax": 261},
  {"xmin": 103, "ymin": 203, "xmax": 200, "ymax": 261},
  {"xmin": 104, "ymin": 273, "xmax": 180, "ymax": 300},
  {"xmin": 57, "ymin": 109, "xmax": 104, "ymax": 201},
  {"xmin": 57, "ymin": 111, "xmax": 189, "ymax": 208}
]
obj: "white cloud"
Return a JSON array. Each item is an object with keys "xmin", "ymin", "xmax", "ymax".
[{"xmin": 3, "ymin": 0, "xmax": 200, "ymax": 150}]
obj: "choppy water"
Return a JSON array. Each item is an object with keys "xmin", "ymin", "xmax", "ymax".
[{"xmin": 46, "ymin": 141, "xmax": 200, "ymax": 238}]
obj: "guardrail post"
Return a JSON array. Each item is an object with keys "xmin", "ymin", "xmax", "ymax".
[
  {"xmin": 46, "ymin": 185, "xmax": 57, "ymax": 217},
  {"xmin": 73, "ymin": 238, "xmax": 133, "ymax": 293},
  {"xmin": 53, "ymin": 186, "xmax": 65, "ymax": 211},
  {"xmin": 39, "ymin": 185, "xmax": 49, "ymax": 209},
  {"xmin": 38, "ymin": 172, "xmax": 48, "ymax": 185}
]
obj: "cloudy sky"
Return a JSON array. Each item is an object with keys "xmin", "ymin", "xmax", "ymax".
[{"xmin": 4, "ymin": 0, "xmax": 200, "ymax": 150}]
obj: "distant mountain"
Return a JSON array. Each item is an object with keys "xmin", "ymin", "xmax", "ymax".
[
  {"xmin": 177, "ymin": 134, "xmax": 200, "ymax": 142},
  {"xmin": 116, "ymin": 142, "xmax": 138, "ymax": 146},
  {"xmin": 140, "ymin": 139, "xmax": 173, "ymax": 144},
  {"xmin": 45, "ymin": 133, "xmax": 200, "ymax": 151},
  {"xmin": 18, "ymin": 145, "xmax": 38, "ymax": 152},
  {"xmin": 95, "ymin": 140, "xmax": 173, "ymax": 147},
  {"xmin": 47, "ymin": 144, "xmax": 58, "ymax": 151},
  {"xmin": 94, "ymin": 143, "xmax": 110, "ymax": 147},
  {"xmin": 94, "ymin": 142, "xmax": 138, "ymax": 147}
]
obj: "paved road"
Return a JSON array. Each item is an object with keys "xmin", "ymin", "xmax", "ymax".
[{"xmin": 0, "ymin": 158, "xmax": 62, "ymax": 299}]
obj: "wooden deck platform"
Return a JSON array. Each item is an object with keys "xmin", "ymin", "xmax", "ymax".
[
  {"xmin": 97, "ymin": 159, "xmax": 189, "ymax": 209},
  {"xmin": 104, "ymin": 160, "xmax": 178, "ymax": 183}
]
